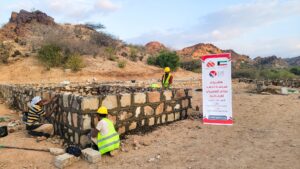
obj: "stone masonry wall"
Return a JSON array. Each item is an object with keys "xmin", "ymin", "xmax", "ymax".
[{"xmin": 0, "ymin": 84, "xmax": 192, "ymax": 148}]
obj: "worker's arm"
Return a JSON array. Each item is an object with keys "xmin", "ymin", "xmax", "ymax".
[
  {"xmin": 90, "ymin": 128, "xmax": 99, "ymax": 138},
  {"xmin": 169, "ymin": 75, "xmax": 173, "ymax": 84}
]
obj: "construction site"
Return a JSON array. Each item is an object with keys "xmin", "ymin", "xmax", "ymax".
[{"xmin": 0, "ymin": 2, "xmax": 300, "ymax": 169}]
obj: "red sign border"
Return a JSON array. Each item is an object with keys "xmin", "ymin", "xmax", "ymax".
[{"xmin": 201, "ymin": 53, "xmax": 231, "ymax": 62}]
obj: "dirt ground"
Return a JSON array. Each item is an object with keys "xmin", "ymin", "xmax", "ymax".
[{"xmin": 1, "ymin": 82, "xmax": 299, "ymax": 169}]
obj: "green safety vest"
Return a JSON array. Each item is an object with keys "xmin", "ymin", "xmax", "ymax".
[
  {"xmin": 163, "ymin": 73, "xmax": 172, "ymax": 88},
  {"xmin": 97, "ymin": 118, "xmax": 120, "ymax": 155}
]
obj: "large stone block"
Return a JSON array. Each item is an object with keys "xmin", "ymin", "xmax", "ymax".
[
  {"xmin": 82, "ymin": 115, "xmax": 91, "ymax": 130},
  {"xmin": 81, "ymin": 97, "xmax": 99, "ymax": 111},
  {"xmin": 148, "ymin": 92, "xmax": 160, "ymax": 103},
  {"xmin": 175, "ymin": 112, "xmax": 180, "ymax": 120},
  {"xmin": 63, "ymin": 94, "xmax": 70, "ymax": 108},
  {"xmin": 49, "ymin": 148, "xmax": 65, "ymax": 156},
  {"xmin": 155, "ymin": 103, "xmax": 164, "ymax": 115},
  {"xmin": 118, "ymin": 111, "xmax": 133, "ymax": 121},
  {"xmin": 163, "ymin": 91, "xmax": 172, "ymax": 101},
  {"xmin": 108, "ymin": 114, "xmax": 117, "ymax": 125},
  {"xmin": 149, "ymin": 117, "xmax": 155, "ymax": 126},
  {"xmin": 175, "ymin": 89, "xmax": 186, "ymax": 99},
  {"xmin": 174, "ymin": 104, "xmax": 181, "ymax": 110},
  {"xmin": 118, "ymin": 126, "xmax": 125, "ymax": 134},
  {"xmin": 168, "ymin": 113, "xmax": 174, "ymax": 122},
  {"xmin": 166, "ymin": 105, "xmax": 173, "ymax": 112},
  {"xmin": 102, "ymin": 95, "xmax": 118, "ymax": 109},
  {"xmin": 81, "ymin": 148, "xmax": 101, "ymax": 163},
  {"xmin": 80, "ymin": 135, "xmax": 90, "ymax": 147},
  {"xmin": 72, "ymin": 113, "xmax": 78, "ymax": 128},
  {"xmin": 162, "ymin": 114, "xmax": 166, "ymax": 123},
  {"xmin": 182, "ymin": 99, "xmax": 189, "ymax": 108},
  {"xmin": 120, "ymin": 94, "xmax": 131, "ymax": 107},
  {"xmin": 129, "ymin": 122, "xmax": 137, "ymax": 130},
  {"xmin": 134, "ymin": 93, "xmax": 146, "ymax": 104},
  {"xmin": 135, "ymin": 107, "xmax": 141, "ymax": 117},
  {"xmin": 144, "ymin": 106, "xmax": 154, "ymax": 116},
  {"xmin": 54, "ymin": 153, "xmax": 80, "ymax": 169}
]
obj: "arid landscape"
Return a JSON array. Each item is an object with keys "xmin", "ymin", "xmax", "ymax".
[{"xmin": 0, "ymin": 3, "xmax": 300, "ymax": 169}]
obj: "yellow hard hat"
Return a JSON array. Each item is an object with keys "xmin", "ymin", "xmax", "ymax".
[
  {"xmin": 164, "ymin": 67, "xmax": 170, "ymax": 73},
  {"xmin": 97, "ymin": 106, "xmax": 108, "ymax": 115}
]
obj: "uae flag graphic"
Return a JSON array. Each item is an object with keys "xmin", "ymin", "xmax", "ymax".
[{"xmin": 217, "ymin": 60, "xmax": 228, "ymax": 66}]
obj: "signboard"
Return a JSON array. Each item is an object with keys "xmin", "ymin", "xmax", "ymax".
[{"xmin": 201, "ymin": 53, "xmax": 233, "ymax": 125}]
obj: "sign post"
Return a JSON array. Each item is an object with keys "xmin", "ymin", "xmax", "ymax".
[{"xmin": 201, "ymin": 53, "xmax": 233, "ymax": 125}]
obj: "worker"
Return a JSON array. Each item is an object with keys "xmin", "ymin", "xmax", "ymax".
[
  {"xmin": 161, "ymin": 67, "xmax": 173, "ymax": 89},
  {"xmin": 25, "ymin": 96, "xmax": 57, "ymax": 139},
  {"xmin": 90, "ymin": 106, "xmax": 120, "ymax": 155}
]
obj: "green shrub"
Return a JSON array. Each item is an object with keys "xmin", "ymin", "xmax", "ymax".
[
  {"xmin": 290, "ymin": 67, "xmax": 300, "ymax": 76},
  {"xmin": 105, "ymin": 47, "xmax": 117, "ymax": 61},
  {"xmin": 147, "ymin": 51, "xmax": 180, "ymax": 70},
  {"xmin": 129, "ymin": 47, "xmax": 138, "ymax": 62},
  {"xmin": 118, "ymin": 60, "xmax": 126, "ymax": 68},
  {"xmin": 0, "ymin": 42, "xmax": 11, "ymax": 64},
  {"xmin": 65, "ymin": 53, "xmax": 84, "ymax": 72},
  {"xmin": 156, "ymin": 51, "xmax": 180, "ymax": 70},
  {"xmin": 37, "ymin": 44, "xmax": 64, "ymax": 68},
  {"xmin": 147, "ymin": 56, "xmax": 157, "ymax": 65},
  {"xmin": 232, "ymin": 69, "xmax": 259, "ymax": 79}
]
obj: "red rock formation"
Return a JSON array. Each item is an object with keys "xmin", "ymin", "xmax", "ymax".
[{"xmin": 145, "ymin": 41, "xmax": 167, "ymax": 54}]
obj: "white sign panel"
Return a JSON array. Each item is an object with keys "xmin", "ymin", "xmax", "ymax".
[{"xmin": 202, "ymin": 53, "xmax": 233, "ymax": 125}]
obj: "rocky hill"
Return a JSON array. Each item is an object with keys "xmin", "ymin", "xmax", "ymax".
[
  {"xmin": 253, "ymin": 55, "xmax": 289, "ymax": 68},
  {"xmin": 145, "ymin": 41, "xmax": 167, "ymax": 54},
  {"xmin": 284, "ymin": 56, "xmax": 300, "ymax": 66}
]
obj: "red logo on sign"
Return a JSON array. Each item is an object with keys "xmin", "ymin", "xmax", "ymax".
[
  {"xmin": 209, "ymin": 70, "xmax": 217, "ymax": 78},
  {"xmin": 207, "ymin": 61, "xmax": 215, "ymax": 68}
]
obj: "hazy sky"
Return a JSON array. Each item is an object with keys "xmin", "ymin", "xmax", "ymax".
[{"xmin": 0, "ymin": 0, "xmax": 299, "ymax": 58}]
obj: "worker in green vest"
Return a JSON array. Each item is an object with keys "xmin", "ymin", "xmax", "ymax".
[
  {"xmin": 161, "ymin": 67, "xmax": 173, "ymax": 89},
  {"xmin": 90, "ymin": 106, "xmax": 120, "ymax": 155}
]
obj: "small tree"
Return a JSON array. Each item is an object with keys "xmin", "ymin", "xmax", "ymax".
[
  {"xmin": 156, "ymin": 51, "xmax": 180, "ymax": 70},
  {"xmin": 37, "ymin": 44, "xmax": 64, "ymax": 68},
  {"xmin": 65, "ymin": 53, "xmax": 84, "ymax": 72}
]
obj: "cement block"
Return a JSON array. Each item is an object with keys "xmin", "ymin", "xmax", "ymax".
[
  {"xmin": 156, "ymin": 103, "xmax": 164, "ymax": 115},
  {"xmin": 81, "ymin": 148, "xmax": 101, "ymax": 163},
  {"xmin": 163, "ymin": 91, "xmax": 172, "ymax": 101},
  {"xmin": 54, "ymin": 153, "xmax": 80, "ymax": 169},
  {"xmin": 120, "ymin": 94, "xmax": 131, "ymax": 107},
  {"xmin": 134, "ymin": 93, "xmax": 146, "ymax": 104},
  {"xmin": 144, "ymin": 106, "xmax": 154, "ymax": 116},
  {"xmin": 102, "ymin": 95, "xmax": 118, "ymax": 109},
  {"xmin": 81, "ymin": 97, "xmax": 99, "ymax": 111},
  {"xmin": 162, "ymin": 114, "xmax": 166, "ymax": 123},
  {"xmin": 148, "ymin": 92, "xmax": 160, "ymax": 103}
]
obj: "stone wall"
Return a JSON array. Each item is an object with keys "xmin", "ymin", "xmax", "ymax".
[
  {"xmin": 238, "ymin": 78, "xmax": 300, "ymax": 88},
  {"xmin": 0, "ymin": 84, "xmax": 192, "ymax": 148}
]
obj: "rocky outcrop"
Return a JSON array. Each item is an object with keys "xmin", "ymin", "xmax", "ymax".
[
  {"xmin": 284, "ymin": 56, "xmax": 300, "ymax": 66},
  {"xmin": 177, "ymin": 43, "xmax": 222, "ymax": 61},
  {"xmin": 145, "ymin": 41, "xmax": 167, "ymax": 54},
  {"xmin": 254, "ymin": 55, "xmax": 289, "ymax": 68},
  {"xmin": 9, "ymin": 10, "xmax": 55, "ymax": 26}
]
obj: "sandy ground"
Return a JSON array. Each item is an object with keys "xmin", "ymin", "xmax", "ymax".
[{"xmin": 1, "ymin": 82, "xmax": 299, "ymax": 169}]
